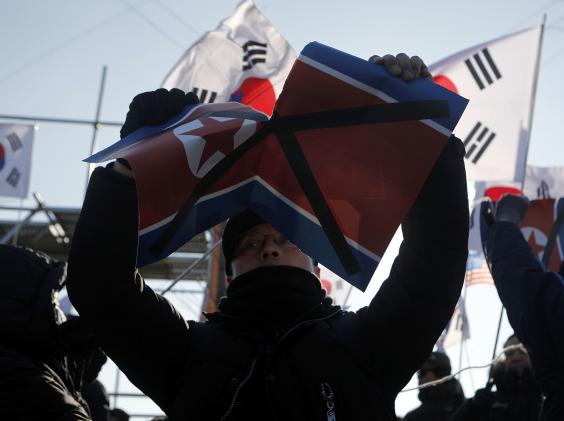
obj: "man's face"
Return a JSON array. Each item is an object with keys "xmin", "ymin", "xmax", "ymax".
[
  {"xmin": 504, "ymin": 336, "xmax": 531, "ymax": 371},
  {"xmin": 417, "ymin": 368, "xmax": 437, "ymax": 385},
  {"xmin": 230, "ymin": 223, "xmax": 317, "ymax": 279}
]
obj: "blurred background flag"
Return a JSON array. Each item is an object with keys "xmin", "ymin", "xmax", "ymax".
[
  {"xmin": 162, "ymin": 0, "xmax": 296, "ymax": 116},
  {"xmin": 519, "ymin": 198, "xmax": 564, "ymax": 272},
  {"xmin": 474, "ymin": 165, "xmax": 564, "ymax": 201},
  {"xmin": 319, "ymin": 265, "xmax": 354, "ymax": 309},
  {"xmin": 465, "ymin": 252, "xmax": 494, "ymax": 287},
  {"xmin": 437, "ymin": 297, "xmax": 471, "ymax": 350},
  {"xmin": 523, "ymin": 165, "xmax": 564, "ymax": 199},
  {"xmin": 430, "ymin": 26, "xmax": 543, "ymax": 182},
  {"xmin": 0, "ymin": 124, "xmax": 34, "ymax": 198}
]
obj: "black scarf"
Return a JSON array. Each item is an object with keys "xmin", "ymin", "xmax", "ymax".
[{"xmin": 218, "ymin": 266, "xmax": 336, "ymax": 332}]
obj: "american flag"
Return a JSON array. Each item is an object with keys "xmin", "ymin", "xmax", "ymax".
[{"xmin": 465, "ymin": 252, "xmax": 494, "ymax": 286}]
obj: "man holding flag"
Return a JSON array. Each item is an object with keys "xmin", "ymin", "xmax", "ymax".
[
  {"xmin": 67, "ymin": 53, "xmax": 468, "ymax": 420},
  {"xmin": 482, "ymin": 195, "xmax": 564, "ymax": 420}
]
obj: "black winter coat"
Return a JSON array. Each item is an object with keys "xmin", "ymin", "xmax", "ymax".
[
  {"xmin": 0, "ymin": 245, "xmax": 93, "ymax": 420},
  {"xmin": 0, "ymin": 346, "xmax": 92, "ymax": 420},
  {"xmin": 67, "ymin": 137, "xmax": 468, "ymax": 420},
  {"xmin": 403, "ymin": 379, "xmax": 465, "ymax": 421},
  {"xmin": 448, "ymin": 370, "xmax": 543, "ymax": 421},
  {"xmin": 485, "ymin": 221, "xmax": 564, "ymax": 420}
]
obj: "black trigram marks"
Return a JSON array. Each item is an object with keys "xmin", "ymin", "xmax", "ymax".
[
  {"xmin": 5, "ymin": 167, "xmax": 21, "ymax": 188},
  {"xmin": 464, "ymin": 48, "xmax": 502, "ymax": 90},
  {"xmin": 242, "ymin": 40, "xmax": 267, "ymax": 71},
  {"xmin": 6, "ymin": 132, "xmax": 23, "ymax": 151},
  {"xmin": 464, "ymin": 121, "xmax": 496, "ymax": 164},
  {"xmin": 191, "ymin": 87, "xmax": 217, "ymax": 103}
]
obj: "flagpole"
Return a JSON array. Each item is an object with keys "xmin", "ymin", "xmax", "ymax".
[
  {"xmin": 485, "ymin": 19, "xmax": 546, "ymax": 387},
  {"xmin": 519, "ymin": 16, "xmax": 546, "ymax": 190},
  {"xmin": 85, "ymin": 66, "xmax": 108, "ymax": 194},
  {"xmin": 457, "ymin": 279, "xmax": 468, "ymax": 378},
  {"xmin": 486, "ymin": 304, "xmax": 505, "ymax": 389}
]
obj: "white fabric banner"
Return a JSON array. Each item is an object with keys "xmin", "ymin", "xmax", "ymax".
[
  {"xmin": 162, "ymin": 0, "xmax": 297, "ymax": 116},
  {"xmin": 437, "ymin": 297, "xmax": 470, "ymax": 349},
  {"xmin": 523, "ymin": 165, "xmax": 564, "ymax": 199},
  {"xmin": 0, "ymin": 124, "xmax": 34, "ymax": 198},
  {"xmin": 474, "ymin": 165, "xmax": 564, "ymax": 201},
  {"xmin": 319, "ymin": 265, "xmax": 354, "ymax": 309},
  {"xmin": 430, "ymin": 26, "xmax": 542, "ymax": 182}
]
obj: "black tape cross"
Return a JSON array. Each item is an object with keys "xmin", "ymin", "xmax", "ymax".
[
  {"xmin": 149, "ymin": 100, "xmax": 450, "ymax": 276},
  {"xmin": 542, "ymin": 207, "xmax": 564, "ymax": 269}
]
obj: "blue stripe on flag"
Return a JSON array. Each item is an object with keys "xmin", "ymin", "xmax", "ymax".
[
  {"xmin": 300, "ymin": 42, "xmax": 468, "ymax": 133},
  {"xmin": 138, "ymin": 178, "xmax": 379, "ymax": 291}
]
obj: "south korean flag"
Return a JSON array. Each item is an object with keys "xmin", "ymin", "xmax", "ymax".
[
  {"xmin": 0, "ymin": 124, "xmax": 34, "ymax": 198},
  {"xmin": 429, "ymin": 26, "xmax": 543, "ymax": 182}
]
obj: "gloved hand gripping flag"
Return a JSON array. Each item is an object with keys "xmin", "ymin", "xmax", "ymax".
[{"xmin": 87, "ymin": 42, "xmax": 468, "ymax": 291}]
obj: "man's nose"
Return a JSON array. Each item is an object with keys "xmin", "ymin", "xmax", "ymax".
[{"xmin": 260, "ymin": 238, "xmax": 281, "ymax": 260}]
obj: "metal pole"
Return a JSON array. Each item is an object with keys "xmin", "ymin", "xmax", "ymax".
[
  {"xmin": 341, "ymin": 284, "xmax": 354, "ymax": 310},
  {"xmin": 86, "ymin": 66, "xmax": 108, "ymax": 191},
  {"xmin": 519, "ymin": 16, "xmax": 546, "ymax": 189},
  {"xmin": 0, "ymin": 207, "xmax": 39, "ymax": 244},
  {"xmin": 0, "ymin": 114, "xmax": 121, "ymax": 127},
  {"xmin": 486, "ymin": 305, "xmax": 505, "ymax": 388},
  {"xmin": 113, "ymin": 369, "xmax": 120, "ymax": 408},
  {"xmin": 161, "ymin": 240, "xmax": 222, "ymax": 296},
  {"xmin": 0, "ymin": 205, "xmax": 38, "ymax": 212}
]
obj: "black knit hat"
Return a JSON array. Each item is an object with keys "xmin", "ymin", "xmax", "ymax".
[
  {"xmin": 419, "ymin": 351, "xmax": 452, "ymax": 378},
  {"xmin": 222, "ymin": 210, "xmax": 265, "ymax": 276}
]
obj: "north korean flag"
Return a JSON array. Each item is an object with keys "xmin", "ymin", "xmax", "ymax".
[
  {"xmin": 519, "ymin": 198, "xmax": 564, "ymax": 272},
  {"xmin": 88, "ymin": 42, "xmax": 468, "ymax": 291}
]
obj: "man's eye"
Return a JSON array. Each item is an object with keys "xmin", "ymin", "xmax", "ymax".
[
  {"xmin": 241, "ymin": 238, "xmax": 261, "ymax": 249},
  {"xmin": 276, "ymin": 237, "xmax": 291, "ymax": 245}
]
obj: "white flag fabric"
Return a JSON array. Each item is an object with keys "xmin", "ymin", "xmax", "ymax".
[
  {"xmin": 437, "ymin": 297, "xmax": 470, "ymax": 350},
  {"xmin": 0, "ymin": 124, "xmax": 34, "ymax": 198},
  {"xmin": 162, "ymin": 0, "xmax": 297, "ymax": 116},
  {"xmin": 319, "ymin": 265, "xmax": 354, "ymax": 309},
  {"xmin": 523, "ymin": 165, "xmax": 564, "ymax": 199},
  {"xmin": 429, "ymin": 26, "xmax": 542, "ymax": 182},
  {"xmin": 474, "ymin": 165, "xmax": 564, "ymax": 201}
]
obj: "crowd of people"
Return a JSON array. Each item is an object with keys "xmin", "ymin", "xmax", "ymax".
[{"xmin": 1, "ymin": 54, "xmax": 562, "ymax": 420}]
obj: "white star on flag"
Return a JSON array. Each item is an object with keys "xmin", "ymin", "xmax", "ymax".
[{"xmin": 173, "ymin": 116, "xmax": 258, "ymax": 178}]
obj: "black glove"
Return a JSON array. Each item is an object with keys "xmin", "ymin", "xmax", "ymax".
[
  {"xmin": 368, "ymin": 53, "xmax": 432, "ymax": 81},
  {"xmin": 482, "ymin": 194, "xmax": 529, "ymax": 227},
  {"xmin": 495, "ymin": 194, "xmax": 529, "ymax": 224},
  {"xmin": 120, "ymin": 88, "xmax": 200, "ymax": 138}
]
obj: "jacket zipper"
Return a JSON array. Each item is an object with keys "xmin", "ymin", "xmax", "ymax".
[
  {"xmin": 220, "ymin": 308, "xmax": 341, "ymax": 420},
  {"xmin": 220, "ymin": 358, "xmax": 257, "ymax": 421},
  {"xmin": 321, "ymin": 382, "xmax": 336, "ymax": 421}
]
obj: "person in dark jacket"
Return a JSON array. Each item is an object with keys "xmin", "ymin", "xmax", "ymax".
[
  {"xmin": 67, "ymin": 54, "xmax": 469, "ymax": 420},
  {"xmin": 0, "ymin": 245, "xmax": 95, "ymax": 420},
  {"xmin": 81, "ymin": 349, "xmax": 110, "ymax": 421},
  {"xmin": 403, "ymin": 351, "xmax": 465, "ymax": 421},
  {"xmin": 109, "ymin": 408, "xmax": 130, "ymax": 421},
  {"xmin": 449, "ymin": 334, "xmax": 543, "ymax": 421},
  {"xmin": 480, "ymin": 194, "xmax": 563, "ymax": 420}
]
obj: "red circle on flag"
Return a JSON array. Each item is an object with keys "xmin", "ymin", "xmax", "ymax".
[
  {"xmin": 485, "ymin": 186, "xmax": 524, "ymax": 202},
  {"xmin": 433, "ymin": 75, "xmax": 458, "ymax": 94},
  {"xmin": 0, "ymin": 144, "xmax": 5, "ymax": 171},
  {"xmin": 320, "ymin": 279, "xmax": 332, "ymax": 294},
  {"xmin": 229, "ymin": 77, "xmax": 276, "ymax": 116}
]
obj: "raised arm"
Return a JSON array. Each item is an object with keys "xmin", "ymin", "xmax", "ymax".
[
  {"xmin": 483, "ymin": 196, "xmax": 564, "ymax": 418},
  {"xmin": 358, "ymin": 135, "xmax": 468, "ymax": 395},
  {"xmin": 67, "ymin": 89, "xmax": 200, "ymax": 411}
]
